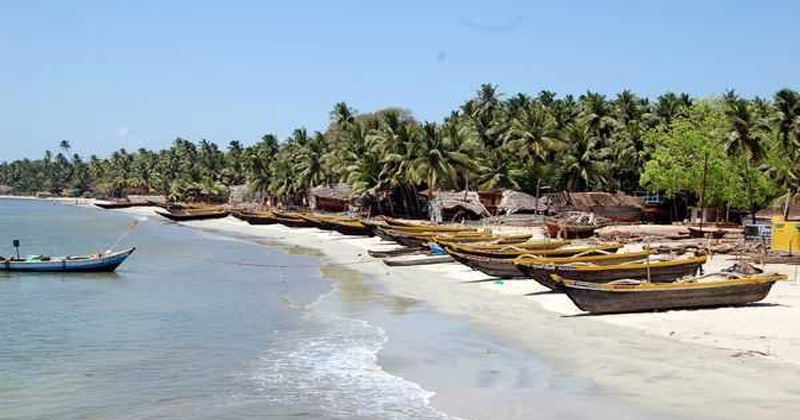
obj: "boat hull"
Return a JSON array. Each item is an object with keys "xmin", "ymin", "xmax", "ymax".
[
  {"xmin": 157, "ymin": 210, "xmax": 229, "ymax": 222},
  {"xmin": 449, "ymin": 251, "xmax": 526, "ymax": 278},
  {"xmin": 1, "ymin": 248, "xmax": 136, "ymax": 273},
  {"xmin": 232, "ymin": 211, "xmax": 278, "ymax": 225},
  {"xmin": 546, "ymin": 221, "xmax": 597, "ymax": 239},
  {"xmin": 561, "ymin": 277, "xmax": 780, "ymax": 314},
  {"xmin": 521, "ymin": 257, "xmax": 705, "ymax": 291}
]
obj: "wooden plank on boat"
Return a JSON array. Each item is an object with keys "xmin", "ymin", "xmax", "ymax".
[{"xmin": 383, "ymin": 255, "xmax": 454, "ymax": 267}]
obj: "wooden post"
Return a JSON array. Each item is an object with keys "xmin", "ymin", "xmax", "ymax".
[{"xmin": 699, "ymin": 152, "xmax": 709, "ymax": 232}]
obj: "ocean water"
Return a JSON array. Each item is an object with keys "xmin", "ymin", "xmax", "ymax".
[
  {"xmin": 0, "ymin": 199, "xmax": 679, "ymax": 420},
  {"xmin": 0, "ymin": 200, "xmax": 464, "ymax": 420}
]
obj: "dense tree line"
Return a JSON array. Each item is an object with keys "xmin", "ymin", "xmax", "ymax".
[{"xmin": 2, "ymin": 85, "xmax": 800, "ymax": 217}]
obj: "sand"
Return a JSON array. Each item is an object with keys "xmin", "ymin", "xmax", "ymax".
[{"xmin": 112, "ymin": 208, "xmax": 800, "ymax": 419}]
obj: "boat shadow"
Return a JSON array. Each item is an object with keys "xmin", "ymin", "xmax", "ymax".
[{"xmin": 559, "ymin": 302, "xmax": 788, "ymax": 318}]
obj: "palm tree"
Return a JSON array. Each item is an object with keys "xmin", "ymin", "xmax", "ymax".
[
  {"xmin": 410, "ymin": 122, "xmax": 471, "ymax": 216},
  {"xmin": 557, "ymin": 123, "xmax": 609, "ymax": 191},
  {"xmin": 774, "ymin": 88, "xmax": 800, "ymax": 149},
  {"xmin": 723, "ymin": 92, "xmax": 769, "ymax": 162},
  {"xmin": 504, "ymin": 101, "xmax": 558, "ymax": 162},
  {"xmin": 579, "ymin": 91, "xmax": 616, "ymax": 142}
]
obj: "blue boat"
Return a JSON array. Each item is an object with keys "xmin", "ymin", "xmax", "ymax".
[{"xmin": 0, "ymin": 247, "xmax": 136, "ymax": 272}]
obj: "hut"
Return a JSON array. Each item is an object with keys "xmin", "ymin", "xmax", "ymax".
[
  {"xmin": 497, "ymin": 190, "xmax": 550, "ymax": 215},
  {"xmin": 308, "ymin": 183, "xmax": 355, "ymax": 212},
  {"xmin": 545, "ymin": 192, "xmax": 644, "ymax": 223},
  {"xmin": 0, "ymin": 185, "xmax": 13, "ymax": 195},
  {"xmin": 426, "ymin": 190, "xmax": 490, "ymax": 222}
]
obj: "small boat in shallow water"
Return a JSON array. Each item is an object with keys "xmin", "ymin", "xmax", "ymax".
[
  {"xmin": 0, "ymin": 247, "xmax": 136, "ymax": 272},
  {"xmin": 556, "ymin": 273, "xmax": 786, "ymax": 314}
]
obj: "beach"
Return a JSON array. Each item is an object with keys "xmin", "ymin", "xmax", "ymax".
[{"xmin": 107, "ymin": 204, "xmax": 800, "ymax": 420}]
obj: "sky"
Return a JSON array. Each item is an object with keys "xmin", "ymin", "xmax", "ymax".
[{"xmin": 1, "ymin": 0, "xmax": 798, "ymax": 160}]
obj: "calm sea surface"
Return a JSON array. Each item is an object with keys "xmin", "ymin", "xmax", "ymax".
[{"xmin": 0, "ymin": 199, "xmax": 678, "ymax": 420}]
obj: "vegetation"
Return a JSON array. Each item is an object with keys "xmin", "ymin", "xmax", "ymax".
[{"xmin": 2, "ymin": 86, "xmax": 800, "ymax": 217}]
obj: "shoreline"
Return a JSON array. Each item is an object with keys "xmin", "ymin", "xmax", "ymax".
[{"xmin": 109, "ymin": 207, "xmax": 800, "ymax": 420}]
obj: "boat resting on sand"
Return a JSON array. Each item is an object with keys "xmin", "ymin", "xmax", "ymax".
[
  {"xmin": 368, "ymin": 247, "xmax": 427, "ymax": 258},
  {"xmin": 545, "ymin": 220, "xmax": 598, "ymax": 239},
  {"xmin": 446, "ymin": 246, "xmax": 644, "ymax": 279},
  {"xmin": 0, "ymin": 247, "xmax": 136, "ymax": 272},
  {"xmin": 324, "ymin": 219, "xmax": 374, "ymax": 236},
  {"xmin": 687, "ymin": 226, "xmax": 727, "ymax": 239},
  {"xmin": 555, "ymin": 273, "xmax": 786, "ymax": 314},
  {"xmin": 157, "ymin": 208, "xmax": 229, "ymax": 222},
  {"xmin": 231, "ymin": 210, "xmax": 278, "ymax": 225},
  {"xmin": 443, "ymin": 243, "xmax": 622, "ymax": 259},
  {"xmin": 445, "ymin": 239, "xmax": 570, "ymax": 252},
  {"xmin": 518, "ymin": 255, "xmax": 706, "ymax": 291},
  {"xmin": 447, "ymin": 250, "xmax": 529, "ymax": 278},
  {"xmin": 513, "ymin": 251, "xmax": 657, "ymax": 290},
  {"xmin": 383, "ymin": 254, "xmax": 454, "ymax": 266}
]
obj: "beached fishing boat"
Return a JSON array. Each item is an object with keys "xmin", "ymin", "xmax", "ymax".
[
  {"xmin": 325, "ymin": 218, "xmax": 374, "ymax": 236},
  {"xmin": 443, "ymin": 242, "xmax": 622, "ymax": 259},
  {"xmin": 157, "ymin": 208, "xmax": 229, "ymax": 222},
  {"xmin": 519, "ymin": 255, "xmax": 706, "ymax": 291},
  {"xmin": 545, "ymin": 220, "xmax": 598, "ymax": 239},
  {"xmin": 434, "ymin": 232, "xmax": 532, "ymax": 246},
  {"xmin": 556, "ymin": 273, "xmax": 786, "ymax": 314},
  {"xmin": 447, "ymin": 250, "xmax": 529, "ymax": 278},
  {"xmin": 368, "ymin": 246, "xmax": 427, "ymax": 258},
  {"xmin": 687, "ymin": 226, "xmax": 727, "ymax": 239},
  {"xmin": 231, "ymin": 210, "xmax": 278, "ymax": 225},
  {"xmin": 0, "ymin": 247, "xmax": 136, "ymax": 272},
  {"xmin": 447, "ymin": 239, "xmax": 570, "ymax": 252},
  {"xmin": 513, "ymin": 251, "xmax": 656, "ymax": 290},
  {"xmin": 378, "ymin": 227, "xmax": 485, "ymax": 248},
  {"xmin": 383, "ymin": 254, "xmax": 454, "ymax": 266},
  {"xmin": 273, "ymin": 213, "xmax": 316, "ymax": 228}
]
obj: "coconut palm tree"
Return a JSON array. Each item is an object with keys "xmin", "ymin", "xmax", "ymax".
[
  {"xmin": 723, "ymin": 91, "xmax": 769, "ymax": 162},
  {"xmin": 557, "ymin": 123, "xmax": 609, "ymax": 191}
]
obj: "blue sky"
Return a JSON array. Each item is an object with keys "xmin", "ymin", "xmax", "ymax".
[{"xmin": 1, "ymin": 0, "xmax": 798, "ymax": 160}]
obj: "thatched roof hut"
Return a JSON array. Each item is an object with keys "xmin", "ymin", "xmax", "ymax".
[
  {"xmin": 497, "ymin": 190, "xmax": 550, "ymax": 215},
  {"xmin": 545, "ymin": 192, "xmax": 644, "ymax": 222},
  {"xmin": 0, "ymin": 185, "xmax": 13, "ymax": 195},
  {"xmin": 309, "ymin": 183, "xmax": 356, "ymax": 212},
  {"xmin": 428, "ymin": 190, "xmax": 490, "ymax": 222}
]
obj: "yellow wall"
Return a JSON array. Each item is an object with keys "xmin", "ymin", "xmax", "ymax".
[{"xmin": 772, "ymin": 216, "xmax": 800, "ymax": 252}]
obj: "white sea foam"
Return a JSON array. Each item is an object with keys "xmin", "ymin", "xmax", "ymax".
[{"xmin": 242, "ymin": 297, "xmax": 466, "ymax": 420}]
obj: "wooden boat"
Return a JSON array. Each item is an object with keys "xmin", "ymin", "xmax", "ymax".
[
  {"xmin": 687, "ymin": 226, "xmax": 727, "ymax": 239},
  {"xmin": 556, "ymin": 273, "xmax": 786, "ymax": 314},
  {"xmin": 231, "ymin": 210, "xmax": 278, "ymax": 225},
  {"xmin": 325, "ymin": 219, "xmax": 374, "ymax": 236},
  {"xmin": 368, "ymin": 247, "xmax": 427, "ymax": 258},
  {"xmin": 273, "ymin": 212, "xmax": 316, "ymax": 228},
  {"xmin": 383, "ymin": 254, "xmax": 454, "ymax": 266},
  {"xmin": 157, "ymin": 208, "xmax": 229, "ymax": 222},
  {"xmin": 385, "ymin": 224, "xmax": 477, "ymax": 234},
  {"xmin": 519, "ymin": 255, "xmax": 707, "ymax": 291},
  {"xmin": 447, "ymin": 250, "xmax": 528, "ymax": 278},
  {"xmin": 378, "ymin": 228, "xmax": 484, "ymax": 248},
  {"xmin": 447, "ymin": 239, "xmax": 570, "ymax": 252},
  {"xmin": 443, "ymin": 243, "xmax": 622, "ymax": 259},
  {"xmin": 94, "ymin": 200, "xmax": 141, "ymax": 210},
  {"xmin": 434, "ymin": 232, "xmax": 532, "ymax": 246},
  {"xmin": 545, "ymin": 220, "xmax": 598, "ymax": 239},
  {"xmin": 513, "ymin": 251, "xmax": 657, "ymax": 291},
  {"xmin": 0, "ymin": 247, "xmax": 136, "ymax": 272}
]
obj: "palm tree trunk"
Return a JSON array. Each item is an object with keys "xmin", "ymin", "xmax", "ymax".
[{"xmin": 784, "ymin": 189, "xmax": 796, "ymax": 220}]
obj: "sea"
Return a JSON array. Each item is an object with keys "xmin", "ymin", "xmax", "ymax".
[{"xmin": 0, "ymin": 199, "xmax": 679, "ymax": 420}]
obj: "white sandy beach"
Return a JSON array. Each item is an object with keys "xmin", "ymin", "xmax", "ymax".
[{"xmin": 107, "ymin": 207, "xmax": 800, "ymax": 419}]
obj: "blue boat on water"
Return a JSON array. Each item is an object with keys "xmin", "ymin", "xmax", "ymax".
[{"xmin": 0, "ymin": 247, "xmax": 136, "ymax": 272}]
